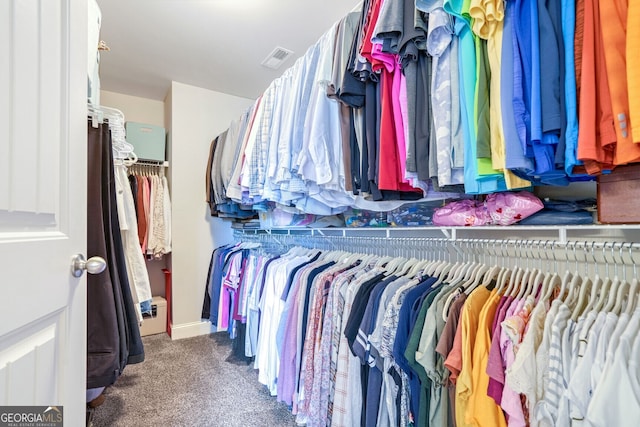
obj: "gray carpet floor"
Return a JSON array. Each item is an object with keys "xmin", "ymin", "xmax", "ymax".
[{"xmin": 90, "ymin": 332, "xmax": 298, "ymax": 427}]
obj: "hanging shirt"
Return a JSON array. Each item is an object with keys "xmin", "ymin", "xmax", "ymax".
[
  {"xmin": 534, "ymin": 302, "xmax": 571, "ymax": 426},
  {"xmin": 486, "ymin": 295, "xmax": 514, "ymax": 405},
  {"xmin": 330, "ymin": 268, "xmax": 385, "ymax": 427},
  {"xmin": 455, "ymin": 285, "xmax": 492, "ymax": 427},
  {"xmin": 444, "ymin": 0, "xmax": 507, "ymax": 194},
  {"xmin": 471, "ymin": 0, "xmax": 531, "ymax": 190},
  {"xmin": 500, "ymin": 2, "xmax": 534, "ymax": 180},
  {"xmin": 561, "ymin": 0, "xmax": 589, "ymax": 177},
  {"xmin": 585, "ymin": 309, "xmax": 640, "ymax": 427},
  {"xmin": 469, "ymin": 290, "xmax": 507, "ymax": 427},
  {"xmin": 428, "ymin": 8, "xmax": 464, "ymax": 186},
  {"xmin": 505, "ymin": 297, "xmax": 549, "ymax": 417},
  {"xmin": 256, "ymin": 256, "xmax": 310, "ymax": 395},
  {"xmin": 628, "ymin": 0, "xmax": 640, "ymax": 142},
  {"xmin": 116, "ymin": 165, "xmax": 152, "ymax": 323},
  {"xmin": 599, "ymin": 0, "xmax": 640, "ymax": 165},
  {"xmin": 565, "ymin": 311, "xmax": 606, "ymax": 424},
  {"xmin": 369, "ymin": 276, "xmax": 410, "ymax": 427},
  {"xmin": 576, "ymin": 0, "xmax": 616, "ymax": 174},
  {"xmin": 226, "ymin": 97, "xmax": 261, "ymax": 202}
]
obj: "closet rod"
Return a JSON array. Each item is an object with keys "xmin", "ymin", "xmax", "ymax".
[
  {"xmin": 233, "ymin": 230, "xmax": 640, "ymax": 264},
  {"xmin": 133, "ymin": 160, "xmax": 168, "ymax": 167},
  {"xmin": 234, "ymin": 229, "xmax": 640, "ymax": 251}
]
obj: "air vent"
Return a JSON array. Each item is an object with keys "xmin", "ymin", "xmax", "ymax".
[{"xmin": 261, "ymin": 46, "xmax": 294, "ymax": 70}]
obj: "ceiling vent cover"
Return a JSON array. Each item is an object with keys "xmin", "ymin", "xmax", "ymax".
[{"xmin": 261, "ymin": 46, "xmax": 294, "ymax": 69}]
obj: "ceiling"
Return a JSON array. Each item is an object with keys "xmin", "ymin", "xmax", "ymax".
[{"xmin": 96, "ymin": 0, "xmax": 361, "ymax": 101}]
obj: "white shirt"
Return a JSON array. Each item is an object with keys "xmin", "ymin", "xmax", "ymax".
[
  {"xmin": 565, "ymin": 311, "xmax": 606, "ymax": 425},
  {"xmin": 256, "ymin": 256, "xmax": 309, "ymax": 395},
  {"xmin": 506, "ymin": 297, "xmax": 548, "ymax": 415},
  {"xmin": 115, "ymin": 165, "xmax": 152, "ymax": 322},
  {"xmin": 585, "ymin": 308, "xmax": 640, "ymax": 427}
]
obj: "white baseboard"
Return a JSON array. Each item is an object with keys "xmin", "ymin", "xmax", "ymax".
[{"xmin": 170, "ymin": 320, "xmax": 215, "ymax": 340}]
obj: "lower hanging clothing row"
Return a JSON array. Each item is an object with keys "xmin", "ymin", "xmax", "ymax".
[{"xmin": 202, "ymin": 240, "xmax": 640, "ymax": 427}]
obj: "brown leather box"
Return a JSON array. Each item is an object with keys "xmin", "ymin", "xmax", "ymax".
[{"xmin": 597, "ymin": 164, "xmax": 640, "ymax": 224}]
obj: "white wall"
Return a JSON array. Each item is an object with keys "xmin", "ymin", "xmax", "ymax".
[
  {"xmin": 167, "ymin": 81, "xmax": 254, "ymax": 339},
  {"xmin": 100, "ymin": 90, "xmax": 165, "ymax": 127}
]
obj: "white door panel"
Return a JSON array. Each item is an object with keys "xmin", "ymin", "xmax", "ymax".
[{"xmin": 0, "ymin": 0, "xmax": 87, "ymax": 424}]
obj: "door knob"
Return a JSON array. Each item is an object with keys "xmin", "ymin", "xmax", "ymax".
[{"xmin": 71, "ymin": 254, "xmax": 107, "ymax": 277}]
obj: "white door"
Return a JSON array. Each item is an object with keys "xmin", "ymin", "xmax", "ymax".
[{"xmin": 0, "ymin": 0, "xmax": 87, "ymax": 425}]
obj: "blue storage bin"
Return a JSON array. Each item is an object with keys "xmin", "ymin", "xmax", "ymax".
[{"xmin": 125, "ymin": 121, "xmax": 166, "ymax": 161}]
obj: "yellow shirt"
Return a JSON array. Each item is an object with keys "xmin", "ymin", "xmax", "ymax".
[
  {"xmin": 455, "ymin": 286, "xmax": 492, "ymax": 427},
  {"xmin": 469, "ymin": 290, "xmax": 508, "ymax": 427}
]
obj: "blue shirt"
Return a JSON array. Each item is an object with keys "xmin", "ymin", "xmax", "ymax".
[
  {"xmin": 392, "ymin": 277, "xmax": 438, "ymax": 422},
  {"xmin": 502, "ymin": 0, "xmax": 535, "ymax": 173},
  {"xmin": 561, "ymin": 0, "xmax": 590, "ymax": 178},
  {"xmin": 512, "ymin": 0, "xmax": 569, "ymax": 184}
]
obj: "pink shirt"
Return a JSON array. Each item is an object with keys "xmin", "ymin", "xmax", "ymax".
[
  {"xmin": 486, "ymin": 296, "xmax": 514, "ymax": 404},
  {"xmin": 392, "ymin": 59, "xmax": 408, "ymax": 185},
  {"xmin": 500, "ymin": 298, "xmax": 527, "ymax": 427},
  {"xmin": 219, "ymin": 252, "xmax": 242, "ymax": 329}
]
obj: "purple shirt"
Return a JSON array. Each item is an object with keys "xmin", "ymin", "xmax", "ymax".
[
  {"xmin": 486, "ymin": 296, "xmax": 515, "ymax": 404},
  {"xmin": 277, "ymin": 266, "xmax": 309, "ymax": 407}
]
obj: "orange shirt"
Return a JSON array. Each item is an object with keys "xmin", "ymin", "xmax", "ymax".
[
  {"xmin": 577, "ymin": 0, "xmax": 616, "ymax": 173},
  {"xmin": 628, "ymin": 0, "xmax": 640, "ymax": 142},
  {"xmin": 600, "ymin": 0, "xmax": 640, "ymax": 164}
]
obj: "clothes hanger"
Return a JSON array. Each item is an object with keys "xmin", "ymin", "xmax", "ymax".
[
  {"xmin": 603, "ymin": 243, "xmax": 623, "ymax": 313},
  {"xmin": 494, "ymin": 266, "xmax": 508, "ymax": 294},
  {"xmin": 88, "ymin": 103, "xmax": 135, "ymax": 159},
  {"xmin": 441, "ymin": 241, "xmax": 475, "ymax": 320},
  {"xmin": 397, "ymin": 257, "xmax": 420, "ymax": 277},
  {"xmin": 557, "ymin": 242, "xmax": 575, "ymax": 302},
  {"xmin": 436, "ymin": 244, "xmax": 464, "ymax": 285},
  {"xmin": 579, "ymin": 241, "xmax": 600, "ymax": 315},
  {"xmin": 375, "ymin": 255, "xmax": 394, "ymax": 268},
  {"xmin": 384, "ymin": 256, "xmax": 404, "ymax": 275},
  {"xmin": 480, "ymin": 241, "xmax": 502, "ymax": 288},
  {"xmin": 408, "ymin": 253, "xmax": 434, "ymax": 279},
  {"xmin": 529, "ymin": 242, "xmax": 546, "ymax": 300},
  {"xmin": 538, "ymin": 241, "xmax": 560, "ymax": 302},
  {"xmin": 425, "ymin": 241, "xmax": 448, "ymax": 277},
  {"xmin": 626, "ymin": 279, "xmax": 640, "ymax": 315},
  {"xmin": 564, "ymin": 242, "xmax": 585, "ymax": 310},
  {"xmin": 343, "ymin": 250, "xmax": 363, "ymax": 266},
  {"xmin": 431, "ymin": 261, "xmax": 454, "ymax": 287},
  {"xmin": 571, "ymin": 242, "xmax": 592, "ymax": 320},
  {"xmin": 612, "ymin": 278, "xmax": 629, "ymax": 315},
  {"xmin": 502, "ymin": 240, "xmax": 522, "ymax": 297},
  {"xmin": 427, "ymin": 240, "xmax": 449, "ymax": 280},
  {"xmin": 458, "ymin": 241, "xmax": 487, "ymax": 294},
  {"xmin": 429, "ymin": 240, "xmax": 456, "ymax": 287},
  {"xmin": 494, "ymin": 246, "xmax": 510, "ymax": 295},
  {"xmin": 516, "ymin": 242, "xmax": 537, "ymax": 300},
  {"xmin": 464, "ymin": 263, "xmax": 490, "ymax": 295},
  {"xmin": 506, "ymin": 264, "xmax": 522, "ymax": 297},
  {"xmin": 625, "ymin": 243, "xmax": 639, "ymax": 315},
  {"xmin": 592, "ymin": 243, "xmax": 612, "ymax": 312},
  {"xmin": 462, "ymin": 239, "xmax": 481, "ymax": 287},
  {"xmin": 408, "ymin": 240, "xmax": 439, "ymax": 279}
]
